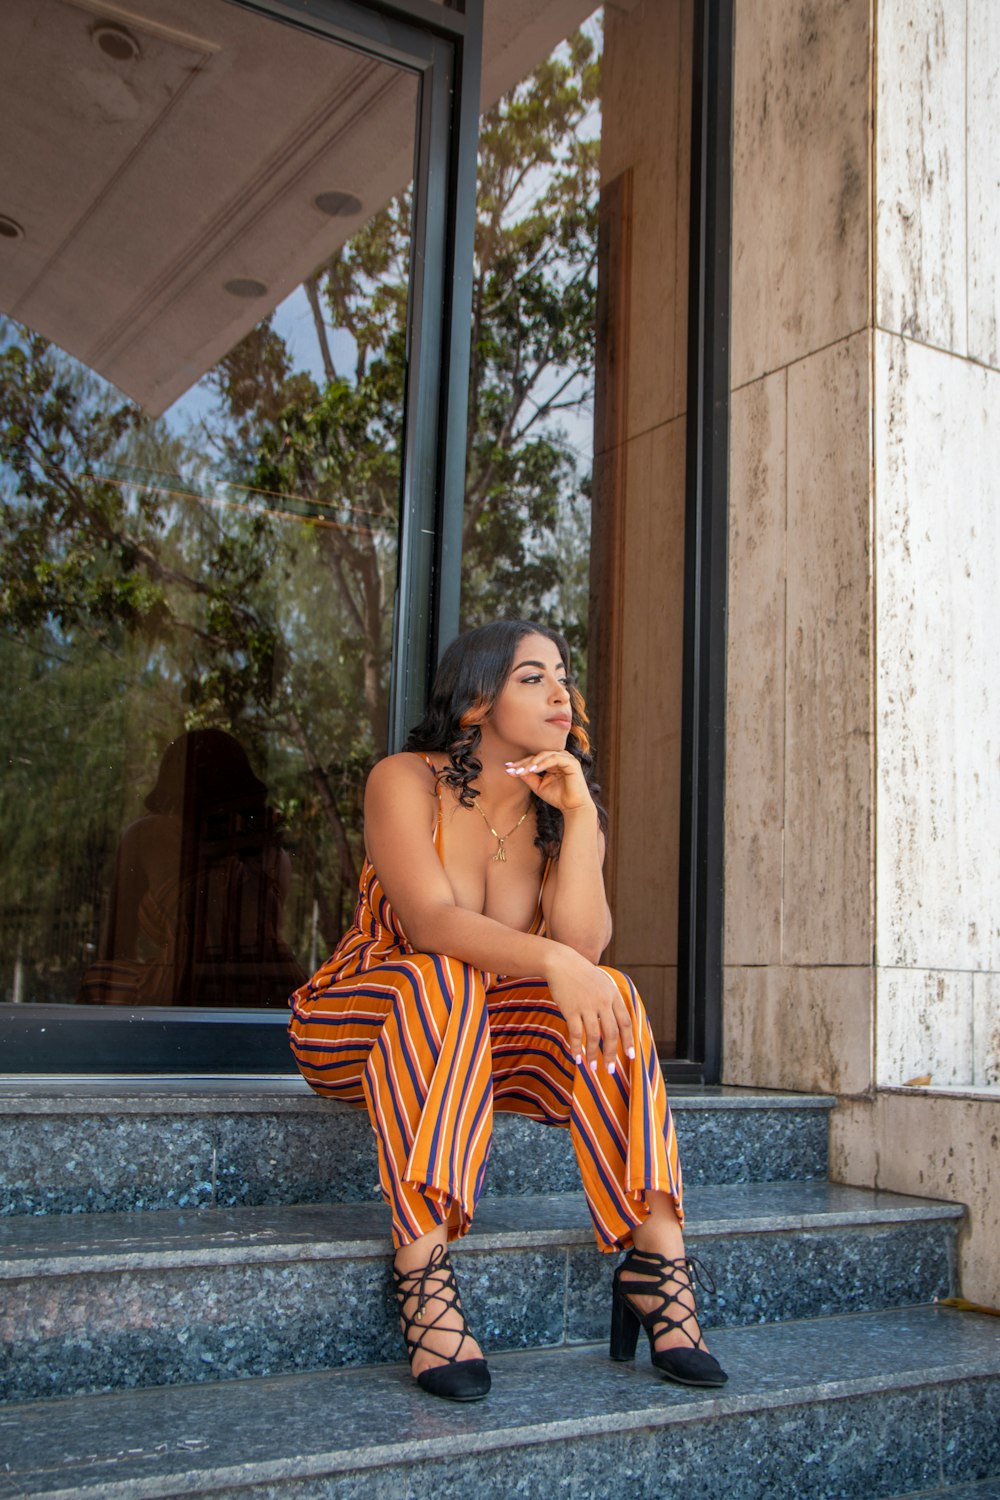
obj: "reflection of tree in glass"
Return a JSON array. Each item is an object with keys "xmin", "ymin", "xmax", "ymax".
[
  {"xmin": 464, "ymin": 27, "xmax": 599, "ymax": 661},
  {"xmin": 0, "ymin": 30, "xmax": 600, "ymax": 1002}
]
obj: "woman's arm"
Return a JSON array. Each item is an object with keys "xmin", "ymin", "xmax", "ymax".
[
  {"xmin": 503, "ymin": 751, "xmax": 612, "ymax": 963},
  {"xmin": 540, "ymin": 801, "xmax": 613, "ymax": 963},
  {"xmin": 364, "ymin": 754, "xmax": 632, "ymax": 1068}
]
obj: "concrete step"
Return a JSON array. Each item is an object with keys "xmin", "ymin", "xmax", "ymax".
[
  {"xmin": 0, "ymin": 1078, "xmax": 833, "ymax": 1216},
  {"xmin": 0, "ymin": 1181, "xmax": 961, "ymax": 1402},
  {"xmin": 1, "ymin": 1306, "xmax": 998, "ymax": 1499}
]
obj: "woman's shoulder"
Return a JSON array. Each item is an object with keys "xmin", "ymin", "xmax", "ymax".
[
  {"xmin": 363, "ymin": 754, "xmax": 444, "ymax": 864},
  {"xmin": 365, "ymin": 751, "xmax": 441, "ymax": 805}
]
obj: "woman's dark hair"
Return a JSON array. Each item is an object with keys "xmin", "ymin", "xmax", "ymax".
[{"xmin": 404, "ymin": 619, "xmax": 606, "ymax": 857}]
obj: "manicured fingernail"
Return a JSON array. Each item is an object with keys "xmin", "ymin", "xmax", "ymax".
[
  {"xmin": 589, "ymin": 1059, "xmax": 598, "ymax": 1073},
  {"xmin": 505, "ymin": 767, "xmax": 517, "ymax": 775},
  {"xmin": 528, "ymin": 764, "xmax": 540, "ymax": 772},
  {"xmin": 575, "ymin": 1053, "xmax": 583, "ymax": 1065},
  {"xmin": 504, "ymin": 761, "xmax": 514, "ymax": 766},
  {"xmin": 514, "ymin": 767, "xmax": 526, "ymax": 775},
  {"xmin": 627, "ymin": 1047, "xmax": 636, "ymax": 1060},
  {"xmin": 607, "ymin": 1061, "xmax": 616, "ymax": 1075}
]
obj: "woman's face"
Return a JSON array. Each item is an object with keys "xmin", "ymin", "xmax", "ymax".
[{"xmin": 481, "ymin": 632, "xmax": 572, "ymax": 757}]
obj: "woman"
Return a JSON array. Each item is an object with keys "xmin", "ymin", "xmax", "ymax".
[{"xmin": 289, "ymin": 620, "xmax": 726, "ymax": 1401}]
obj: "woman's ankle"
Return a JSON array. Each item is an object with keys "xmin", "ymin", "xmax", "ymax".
[{"xmin": 394, "ymin": 1228, "xmax": 448, "ymax": 1274}]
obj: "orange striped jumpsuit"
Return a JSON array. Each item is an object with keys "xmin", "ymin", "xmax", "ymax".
[{"xmin": 288, "ymin": 769, "xmax": 683, "ymax": 1251}]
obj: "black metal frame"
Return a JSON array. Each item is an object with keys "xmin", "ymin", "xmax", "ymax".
[
  {"xmin": 676, "ymin": 0, "xmax": 734, "ymax": 1084},
  {"xmin": 0, "ymin": 0, "xmax": 483, "ymax": 1074}
]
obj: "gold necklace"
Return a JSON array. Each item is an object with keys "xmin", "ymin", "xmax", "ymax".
[{"xmin": 473, "ymin": 797, "xmax": 530, "ymax": 862}]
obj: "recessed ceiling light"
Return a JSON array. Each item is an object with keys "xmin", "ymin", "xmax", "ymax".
[
  {"xmin": 314, "ymin": 191, "xmax": 363, "ymax": 218},
  {"xmin": 92, "ymin": 22, "xmax": 141, "ymax": 63},
  {"xmin": 224, "ymin": 278, "xmax": 268, "ymax": 298},
  {"xmin": 0, "ymin": 215, "xmax": 24, "ymax": 240}
]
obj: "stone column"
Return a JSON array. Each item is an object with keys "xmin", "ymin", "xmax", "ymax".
[
  {"xmin": 723, "ymin": 0, "xmax": 1000, "ymax": 1305},
  {"xmin": 723, "ymin": 0, "xmax": 875, "ymax": 1094}
]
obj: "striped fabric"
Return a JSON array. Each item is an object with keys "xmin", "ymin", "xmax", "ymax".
[{"xmin": 288, "ymin": 791, "xmax": 683, "ymax": 1251}]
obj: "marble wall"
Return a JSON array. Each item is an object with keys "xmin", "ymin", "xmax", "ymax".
[
  {"xmin": 724, "ymin": 0, "xmax": 874, "ymax": 1093},
  {"xmin": 872, "ymin": 1, "xmax": 1000, "ymax": 1090},
  {"xmin": 726, "ymin": 0, "xmax": 1000, "ymax": 1094}
]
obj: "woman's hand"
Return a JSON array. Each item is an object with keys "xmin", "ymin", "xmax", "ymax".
[
  {"xmin": 504, "ymin": 751, "xmax": 593, "ymax": 816},
  {"xmin": 543, "ymin": 943, "xmax": 635, "ymax": 1072}
]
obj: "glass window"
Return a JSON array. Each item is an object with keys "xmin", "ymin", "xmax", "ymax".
[
  {"xmin": 0, "ymin": 0, "xmax": 419, "ymax": 1007},
  {"xmin": 460, "ymin": 14, "xmax": 601, "ymax": 687}
]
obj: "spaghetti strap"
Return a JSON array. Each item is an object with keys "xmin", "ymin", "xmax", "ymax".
[{"xmin": 420, "ymin": 754, "xmax": 445, "ymax": 854}]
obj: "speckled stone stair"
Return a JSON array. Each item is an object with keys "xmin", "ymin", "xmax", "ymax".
[
  {"xmin": 893, "ymin": 1482, "xmax": 1000, "ymax": 1499},
  {"xmin": 0, "ymin": 1079, "xmax": 831, "ymax": 1216},
  {"xmin": 2, "ymin": 1306, "xmax": 999, "ymax": 1500},
  {"xmin": 3, "ymin": 1079, "xmax": 995, "ymax": 1499},
  {"xmin": 0, "ymin": 1180, "xmax": 962, "ymax": 1402}
]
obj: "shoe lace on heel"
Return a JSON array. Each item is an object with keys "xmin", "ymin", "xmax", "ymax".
[{"xmin": 392, "ymin": 1243, "xmax": 490, "ymax": 1402}]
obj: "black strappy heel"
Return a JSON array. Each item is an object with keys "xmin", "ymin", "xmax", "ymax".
[
  {"xmin": 610, "ymin": 1248, "xmax": 728, "ymax": 1388},
  {"xmin": 392, "ymin": 1243, "xmax": 491, "ymax": 1402}
]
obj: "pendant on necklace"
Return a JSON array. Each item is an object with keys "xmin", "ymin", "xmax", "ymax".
[{"xmin": 474, "ymin": 798, "xmax": 529, "ymax": 863}]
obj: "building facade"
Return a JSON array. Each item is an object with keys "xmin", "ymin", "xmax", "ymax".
[{"xmin": 1, "ymin": 0, "xmax": 997, "ymax": 1311}]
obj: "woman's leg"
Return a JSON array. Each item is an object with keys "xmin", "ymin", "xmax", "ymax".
[
  {"xmin": 488, "ymin": 967, "xmax": 717, "ymax": 1360},
  {"xmin": 360, "ymin": 953, "xmax": 493, "ymax": 1376},
  {"xmin": 625, "ymin": 1191, "xmax": 710, "ymax": 1353},
  {"xmin": 487, "ymin": 966, "xmax": 683, "ymax": 1248},
  {"xmin": 392, "ymin": 1223, "xmax": 484, "ymax": 1376},
  {"xmin": 359, "ymin": 952, "xmax": 494, "ymax": 1246},
  {"xmin": 291, "ymin": 951, "xmax": 493, "ymax": 1376}
]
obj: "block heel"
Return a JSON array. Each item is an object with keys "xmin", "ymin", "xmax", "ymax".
[{"xmin": 609, "ymin": 1281, "xmax": 642, "ymax": 1360}]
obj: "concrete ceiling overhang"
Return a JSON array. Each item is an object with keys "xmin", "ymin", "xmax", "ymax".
[{"xmin": 0, "ymin": 0, "xmax": 598, "ymax": 416}]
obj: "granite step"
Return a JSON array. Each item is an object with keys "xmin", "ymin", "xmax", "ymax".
[
  {"xmin": 1, "ymin": 1306, "xmax": 998, "ymax": 1499},
  {"xmin": 0, "ymin": 1079, "xmax": 833, "ymax": 1216},
  {"xmin": 0, "ymin": 1182, "xmax": 961, "ymax": 1403},
  {"xmin": 891, "ymin": 1483, "xmax": 1000, "ymax": 1499}
]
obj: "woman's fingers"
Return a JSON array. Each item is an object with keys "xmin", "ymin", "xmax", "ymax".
[
  {"xmin": 580, "ymin": 986, "xmax": 635, "ymax": 1076},
  {"xmin": 555, "ymin": 970, "xmax": 635, "ymax": 1075},
  {"xmin": 611, "ymin": 991, "xmax": 637, "ymax": 1061},
  {"xmin": 567, "ymin": 1014, "xmax": 586, "ymax": 1065},
  {"xmin": 585, "ymin": 1031, "xmax": 603, "ymax": 1072}
]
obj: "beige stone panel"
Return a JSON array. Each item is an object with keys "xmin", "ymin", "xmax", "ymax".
[
  {"xmin": 784, "ymin": 334, "xmax": 873, "ymax": 966},
  {"xmin": 723, "ymin": 965, "xmax": 873, "ymax": 1095},
  {"xmin": 968, "ymin": 0, "xmax": 1000, "ymax": 368},
  {"xmin": 875, "ymin": 968, "xmax": 974, "ymax": 1089},
  {"xmin": 731, "ymin": 0, "xmax": 870, "ymax": 389},
  {"xmin": 602, "ymin": 0, "xmax": 691, "ymax": 434},
  {"xmin": 725, "ymin": 369, "xmax": 786, "ymax": 965},
  {"xmin": 830, "ymin": 1092, "xmax": 1000, "ymax": 1307},
  {"xmin": 875, "ymin": 0, "xmax": 967, "ymax": 354},
  {"xmin": 972, "ymin": 973, "xmax": 1000, "ymax": 1087},
  {"xmin": 616, "ymin": 965, "xmax": 677, "ymax": 1052},
  {"xmin": 874, "ymin": 332, "xmax": 1000, "ymax": 972},
  {"xmin": 609, "ymin": 418, "xmax": 686, "ymax": 965}
]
